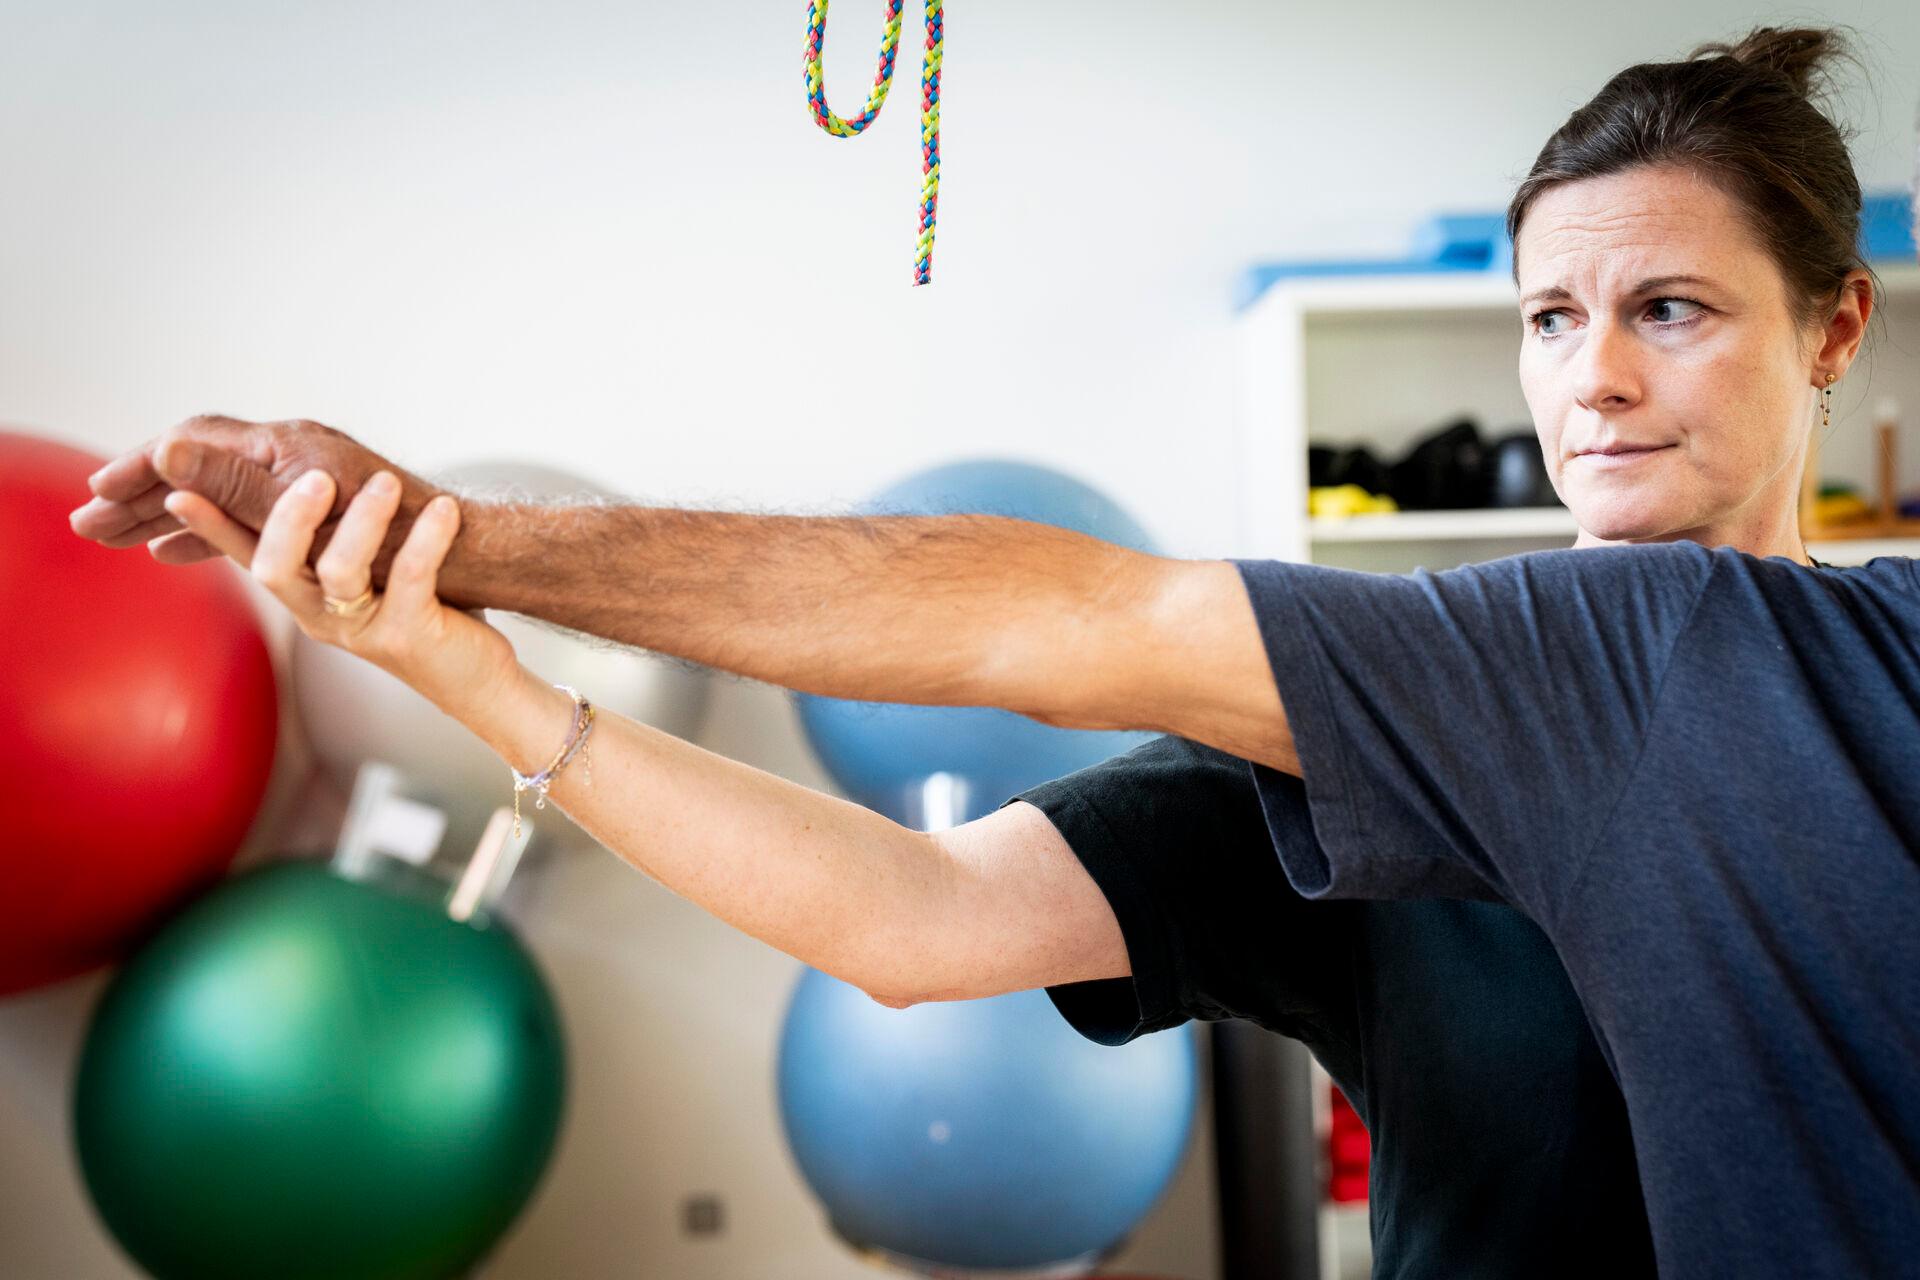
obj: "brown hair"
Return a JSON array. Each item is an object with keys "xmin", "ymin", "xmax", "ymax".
[{"xmin": 1507, "ymin": 26, "xmax": 1876, "ymax": 339}]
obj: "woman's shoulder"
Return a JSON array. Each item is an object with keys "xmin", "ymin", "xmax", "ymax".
[
  {"xmin": 1697, "ymin": 547, "xmax": 1920, "ymax": 628},
  {"xmin": 1443, "ymin": 539, "xmax": 1720, "ymax": 604}
]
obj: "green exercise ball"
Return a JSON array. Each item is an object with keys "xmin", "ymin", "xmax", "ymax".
[{"xmin": 73, "ymin": 860, "xmax": 566, "ymax": 1280}]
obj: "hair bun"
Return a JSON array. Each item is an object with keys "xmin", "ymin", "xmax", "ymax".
[{"xmin": 1690, "ymin": 26, "xmax": 1847, "ymax": 100}]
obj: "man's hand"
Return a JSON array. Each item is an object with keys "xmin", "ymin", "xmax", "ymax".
[{"xmin": 67, "ymin": 415, "xmax": 447, "ymax": 587}]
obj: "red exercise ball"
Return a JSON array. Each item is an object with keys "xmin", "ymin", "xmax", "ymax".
[{"xmin": 0, "ymin": 430, "xmax": 279, "ymax": 995}]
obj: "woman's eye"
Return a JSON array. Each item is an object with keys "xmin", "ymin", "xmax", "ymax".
[
  {"xmin": 1531, "ymin": 310, "xmax": 1569, "ymax": 337},
  {"xmin": 1648, "ymin": 297, "xmax": 1704, "ymax": 324}
]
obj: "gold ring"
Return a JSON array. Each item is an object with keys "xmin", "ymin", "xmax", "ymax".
[{"xmin": 322, "ymin": 586, "xmax": 379, "ymax": 617}]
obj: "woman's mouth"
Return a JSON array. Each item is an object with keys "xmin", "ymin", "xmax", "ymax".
[{"xmin": 1574, "ymin": 445, "xmax": 1675, "ymax": 470}]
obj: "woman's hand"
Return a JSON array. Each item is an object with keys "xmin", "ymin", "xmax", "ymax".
[{"xmin": 164, "ymin": 468, "xmax": 520, "ymax": 718}]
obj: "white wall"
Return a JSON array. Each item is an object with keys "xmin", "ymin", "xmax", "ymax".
[{"xmin": 3, "ymin": 2, "xmax": 1916, "ymax": 1277}]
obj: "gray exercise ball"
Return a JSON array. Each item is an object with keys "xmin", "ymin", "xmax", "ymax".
[{"xmin": 291, "ymin": 460, "xmax": 708, "ymax": 857}]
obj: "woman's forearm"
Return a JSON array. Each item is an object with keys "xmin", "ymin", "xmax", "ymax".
[
  {"xmin": 460, "ymin": 664, "xmax": 957, "ymax": 1005},
  {"xmin": 440, "ymin": 503, "xmax": 1153, "ymax": 729}
]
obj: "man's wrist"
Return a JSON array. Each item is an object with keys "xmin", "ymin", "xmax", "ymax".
[
  {"xmin": 436, "ymin": 497, "xmax": 524, "ymax": 614},
  {"xmin": 436, "ymin": 499, "xmax": 661, "ymax": 643}
]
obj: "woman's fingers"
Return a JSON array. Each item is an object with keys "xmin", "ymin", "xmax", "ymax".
[
  {"xmin": 161, "ymin": 491, "xmax": 261, "ymax": 567},
  {"xmin": 314, "ymin": 471, "xmax": 402, "ymax": 605},
  {"xmin": 170, "ymin": 467, "xmax": 460, "ymax": 683},
  {"xmin": 381, "ymin": 494, "xmax": 461, "ymax": 624},
  {"xmin": 251, "ymin": 471, "xmax": 334, "ymax": 614},
  {"xmin": 148, "ymin": 527, "xmax": 224, "ymax": 565}
]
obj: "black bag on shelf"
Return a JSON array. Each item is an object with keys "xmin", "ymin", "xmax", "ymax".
[
  {"xmin": 1386, "ymin": 417, "xmax": 1486, "ymax": 510},
  {"xmin": 1309, "ymin": 444, "xmax": 1390, "ymax": 496}
]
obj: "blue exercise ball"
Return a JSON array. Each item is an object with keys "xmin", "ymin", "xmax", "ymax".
[
  {"xmin": 776, "ymin": 970, "xmax": 1197, "ymax": 1272},
  {"xmin": 795, "ymin": 460, "xmax": 1157, "ymax": 826}
]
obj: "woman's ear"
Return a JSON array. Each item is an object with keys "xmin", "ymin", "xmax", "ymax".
[{"xmin": 1812, "ymin": 269, "xmax": 1875, "ymax": 380}]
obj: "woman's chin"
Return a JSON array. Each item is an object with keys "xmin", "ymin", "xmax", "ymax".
[{"xmin": 1565, "ymin": 492, "xmax": 1692, "ymax": 544}]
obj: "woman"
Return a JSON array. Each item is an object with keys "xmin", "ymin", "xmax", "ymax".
[{"xmin": 73, "ymin": 25, "xmax": 1913, "ymax": 1277}]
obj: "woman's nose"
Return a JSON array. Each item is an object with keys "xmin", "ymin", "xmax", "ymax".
[{"xmin": 1572, "ymin": 319, "xmax": 1643, "ymax": 414}]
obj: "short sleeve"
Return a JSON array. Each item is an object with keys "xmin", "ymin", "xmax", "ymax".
[
  {"xmin": 1232, "ymin": 543, "xmax": 1716, "ymax": 920},
  {"xmin": 1010, "ymin": 736, "xmax": 1358, "ymax": 1067}
]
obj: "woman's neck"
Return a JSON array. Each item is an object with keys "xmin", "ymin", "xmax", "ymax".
[{"xmin": 1572, "ymin": 501, "xmax": 1812, "ymax": 565}]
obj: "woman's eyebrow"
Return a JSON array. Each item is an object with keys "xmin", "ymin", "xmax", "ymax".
[
  {"xmin": 1519, "ymin": 274, "xmax": 1723, "ymax": 308},
  {"xmin": 1631, "ymin": 273, "xmax": 1722, "ymax": 294}
]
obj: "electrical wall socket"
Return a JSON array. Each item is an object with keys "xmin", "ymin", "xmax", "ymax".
[{"xmin": 682, "ymin": 1194, "xmax": 725, "ymax": 1238}]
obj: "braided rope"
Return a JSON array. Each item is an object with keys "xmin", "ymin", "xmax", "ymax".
[{"xmin": 804, "ymin": 0, "xmax": 945, "ymax": 285}]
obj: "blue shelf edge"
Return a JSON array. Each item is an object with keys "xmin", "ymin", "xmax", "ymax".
[{"xmin": 1237, "ymin": 191, "xmax": 1917, "ymax": 312}]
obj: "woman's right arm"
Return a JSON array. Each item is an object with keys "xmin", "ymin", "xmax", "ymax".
[
  {"xmin": 470, "ymin": 666, "xmax": 1131, "ymax": 1007},
  {"xmin": 145, "ymin": 452, "xmax": 1133, "ymax": 1010}
]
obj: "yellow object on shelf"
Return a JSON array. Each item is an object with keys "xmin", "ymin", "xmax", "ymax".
[
  {"xmin": 1309, "ymin": 485, "xmax": 1400, "ymax": 519},
  {"xmin": 1812, "ymin": 492, "xmax": 1874, "ymax": 526}
]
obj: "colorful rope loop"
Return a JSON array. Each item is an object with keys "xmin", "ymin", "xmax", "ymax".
[
  {"xmin": 803, "ymin": 0, "xmax": 945, "ymax": 285},
  {"xmin": 916, "ymin": 2, "xmax": 942, "ymax": 284}
]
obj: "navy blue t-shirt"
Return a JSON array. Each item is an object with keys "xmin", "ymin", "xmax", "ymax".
[
  {"xmin": 1235, "ymin": 543, "xmax": 1920, "ymax": 1277},
  {"xmin": 1013, "ymin": 735, "xmax": 1653, "ymax": 1277}
]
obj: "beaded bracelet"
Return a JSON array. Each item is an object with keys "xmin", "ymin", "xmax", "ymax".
[{"xmin": 510, "ymin": 683, "xmax": 596, "ymax": 839}]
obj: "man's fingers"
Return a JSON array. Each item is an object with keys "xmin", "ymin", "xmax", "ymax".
[
  {"xmin": 90, "ymin": 415, "xmax": 264, "ymax": 502},
  {"xmin": 162, "ymin": 491, "xmax": 262, "ymax": 568},
  {"xmin": 87, "ymin": 440, "xmax": 163, "ymax": 501},
  {"xmin": 70, "ymin": 484, "xmax": 175, "ymax": 539},
  {"xmin": 155, "ymin": 437, "xmax": 289, "ymax": 533},
  {"xmin": 99, "ymin": 513, "xmax": 187, "ymax": 549},
  {"xmin": 70, "ymin": 488, "xmax": 155, "ymax": 541},
  {"xmin": 148, "ymin": 527, "xmax": 223, "ymax": 564}
]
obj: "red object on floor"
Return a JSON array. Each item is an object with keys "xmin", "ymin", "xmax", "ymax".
[
  {"xmin": 1327, "ymin": 1082, "xmax": 1372, "ymax": 1203},
  {"xmin": 0, "ymin": 430, "xmax": 279, "ymax": 994}
]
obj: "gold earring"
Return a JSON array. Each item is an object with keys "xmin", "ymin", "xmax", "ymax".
[{"xmin": 1822, "ymin": 372, "xmax": 1835, "ymax": 430}]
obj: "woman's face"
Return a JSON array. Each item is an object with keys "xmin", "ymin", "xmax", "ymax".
[{"xmin": 1514, "ymin": 164, "xmax": 1835, "ymax": 551}]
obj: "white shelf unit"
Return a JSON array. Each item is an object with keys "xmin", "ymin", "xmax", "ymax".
[
  {"xmin": 1237, "ymin": 262, "xmax": 1920, "ymax": 574},
  {"xmin": 1309, "ymin": 507, "xmax": 1579, "ymax": 542}
]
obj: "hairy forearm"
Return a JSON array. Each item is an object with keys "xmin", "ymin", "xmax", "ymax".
[
  {"xmin": 471, "ymin": 667, "xmax": 957, "ymax": 1003},
  {"xmin": 438, "ymin": 503, "xmax": 1157, "ymax": 727}
]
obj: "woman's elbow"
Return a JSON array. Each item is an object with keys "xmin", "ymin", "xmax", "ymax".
[
  {"xmin": 863, "ymin": 989, "xmax": 922, "ymax": 1010},
  {"xmin": 858, "ymin": 979, "xmax": 1002, "ymax": 1009}
]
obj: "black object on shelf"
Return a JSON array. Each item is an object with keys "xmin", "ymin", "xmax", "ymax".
[
  {"xmin": 1487, "ymin": 429, "xmax": 1560, "ymax": 508},
  {"xmin": 1309, "ymin": 443, "xmax": 1389, "ymax": 496},
  {"xmin": 1385, "ymin": 417, "xmax": 1486, "ymax": 510},
  {"xmin": 1311, "ymin": 418, "xmax": 1568, "ymax": 513}
]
